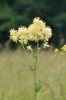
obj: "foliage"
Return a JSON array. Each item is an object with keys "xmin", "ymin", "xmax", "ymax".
[
  {"xmin": 0, "ymin": 48, "xmax": 66, "ymax": 100},
  {"xmin": 0, "ymin": 0, "xmax": 66, "ymax": 47}
]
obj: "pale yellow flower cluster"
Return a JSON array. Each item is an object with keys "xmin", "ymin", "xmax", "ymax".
[
  {"xmin": 61, "ymin": 45, "xmax": 66, "ymax": 51},
  {"xmin": 54, "ymin": 48, "xmax": 58, "ymax": 53},
  {"xmin": 10, "ymin": 17, "xmax": 52, "ymax": 44},
  {"xmin": 18, "ymin": 27, "xmax": 28, "ymax": 44},
  {"xmin": 10, "ymin": 29, "xmax": 18, "ymax": 43},
  {"xmin": 28, "ymin": 17, "xmax": 52, "ymax": 41},
  {"xmin": 54, "ymin": 48, "xmax": 59, "ymax": 56},
  {"xmin": 27, "ymin": 45, "xmax": 33, "ymax": 51},
  {"xmin": 43, "ymin": 42, "xmax": 49, "ymax": 48}
]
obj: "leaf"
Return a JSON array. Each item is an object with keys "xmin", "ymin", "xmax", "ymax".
[{"xmin": 35, "ymin": 80, "xmax": 43, "ymax": 93}]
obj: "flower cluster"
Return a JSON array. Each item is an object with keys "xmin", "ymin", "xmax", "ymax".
[
  {"xmin": 61, "ymin": 45, "xmax": 66, "ymax": 52},
  {"xmin": 10, "ymin": 17, "xmax": 52, "ymax": 47},
  {"xmin": 54, "ymin": 45, "xmax": 66, "ymax": 57}
]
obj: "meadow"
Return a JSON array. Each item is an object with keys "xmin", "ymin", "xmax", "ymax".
[{"xmin": 0, "ymin": 47, "xmax": 66, "ymax": 100}]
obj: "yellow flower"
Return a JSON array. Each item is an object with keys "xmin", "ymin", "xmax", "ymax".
[
  {"xmin": 10, "ymin": 17, "xmax": 52, "ymax": 45},
  {"xmin": 33, "ymin": 17, "xmax": 46, "ymax": 28},
  {"xmin": 61, "ymin": 52, "xmax": 63, "ymax": 55},
  {"xmin": 28, "ymin": 18, "xmax": 52, "ymax": 41},
  {"xmin": 43, "ymin": 42, "xmax": 49, "ymax": 48},
  {"xmin": 54, "ymin": 48, "xmax": 58, "ymax": 53},
  {"xmin": 61, "ymin": 45, "xmax": 66, "ymax": 51},
  {"xmin": 28, "ymin": 23, "xmax": 42, "ymax": 41},
  {"xmin": 18, "ymin": 27, "xmax": 29, "ymax": 44},
  {"xmin": 10, "ymin": 29, "xmax": 18, "ymax": 42},
  {"xmin": 42, "ymin": 26, "xmax": 52, "ymax": 41},
  {"xmin": 27, "ymin": 45, "xmax": 33, "ymax": 51}
]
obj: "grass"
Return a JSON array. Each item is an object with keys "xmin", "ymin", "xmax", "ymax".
[{"xmin": 0, "ymin": 47, "xmax": 66, "ymax": 100}]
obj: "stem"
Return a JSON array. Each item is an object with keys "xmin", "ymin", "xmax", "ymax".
[
  {"xmin": 34, "ymin": 40, "xmax": 39, "ymax": 100},
  {"xmin": 22, "ymin": 43, "xmax": 32, "ymax": 65},
  {"xmin": 34, "ymin": 70, "xmax": 37, "ymax": 100}
]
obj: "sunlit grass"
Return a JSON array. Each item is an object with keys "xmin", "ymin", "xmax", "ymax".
[{"xmin": 0, "ymin": 48, "xmax": 66, "ymax": 100}]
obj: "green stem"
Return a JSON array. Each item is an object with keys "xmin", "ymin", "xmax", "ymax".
[
  {"xmin": 34, "ymin": 70, "xmax": 37, "ymax": 100},
  {"xmin": 34, "ymin": 40, "xmax": 39, "ymax": 100},
  {"xmin": 22, "ymin": 43, "xmax": 32, "ymax": 65}
]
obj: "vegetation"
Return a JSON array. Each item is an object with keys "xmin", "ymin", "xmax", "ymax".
[
  {"xmin": 0, "ymin": 1, "xmax": 66, "ymax": 99},
  {"xmin": 0, "ymin": 0, "xmax": 66, "ymax": 47},
  {"xmin": 9, "ymin": 17, "xmax": 53, "ymax": 100},
  {"xmin": 0, "ymin": 48, "xmax": 66, "ymax": 100}
]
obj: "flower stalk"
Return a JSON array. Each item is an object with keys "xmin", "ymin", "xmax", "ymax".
[
  {"xmin": 34, "ymin": 70, "xmax": 37, "ymax": 100},
  {"xmin": 34, "ymin": 40, "xmax": 39, "ymax": 100},
  {"xmin": 9, "ymin": 17, "xmax": 53, "ymax": 100}
]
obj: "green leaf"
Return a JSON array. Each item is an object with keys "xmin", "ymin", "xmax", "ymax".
[
  {"xmin": 29, "ymin": 64, "xmax": 37, "ymax": 71},
  {"xmin": 35, "ymin": 80, "xmax": 43, "ymax": 93}
]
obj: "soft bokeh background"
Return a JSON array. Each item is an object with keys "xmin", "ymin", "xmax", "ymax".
[
  {"xmin": 0, "ymin": 0, "xmax": 66, "ymax": 49},
  {"xmin": 0, "ymin": 0, "xmax": 66, "ymax": 100}
]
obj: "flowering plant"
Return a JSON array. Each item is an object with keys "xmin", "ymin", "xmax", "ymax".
[{"xmin": 10, "ymin": 17, "xmax": 66, "ymax": 100}]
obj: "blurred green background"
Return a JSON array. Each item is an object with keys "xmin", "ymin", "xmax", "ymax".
[{"xmin": 0, "ymin": 0, "xmax": 66, "ymax": 48}]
